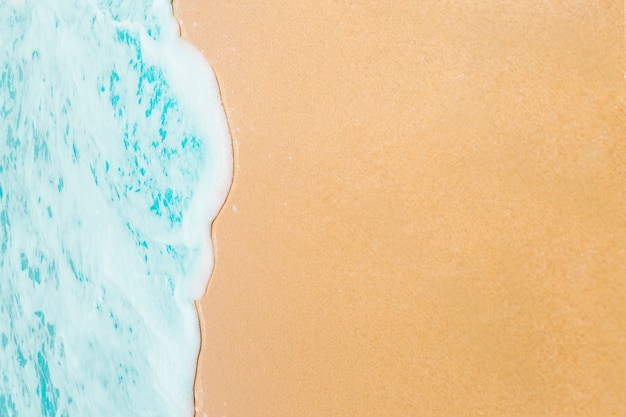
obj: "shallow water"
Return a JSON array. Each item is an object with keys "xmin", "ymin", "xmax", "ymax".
[{"xmin": 0, "ymin": 1, "xmax": 231, "ymax": 415}]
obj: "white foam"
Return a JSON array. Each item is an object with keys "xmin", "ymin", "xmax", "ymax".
[{"xmin": 0, "ymin": 1, "xmax": 232, "ymax": 415}]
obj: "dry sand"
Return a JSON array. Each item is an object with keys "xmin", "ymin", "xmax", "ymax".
[{"xmin": 173, "ymin": 2, "xmax": 625, "ymax": 416}]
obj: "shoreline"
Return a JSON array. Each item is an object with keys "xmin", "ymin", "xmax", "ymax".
[{"xmin": 174, "ymin": 2, "xmax": 625, "ymax": 416}]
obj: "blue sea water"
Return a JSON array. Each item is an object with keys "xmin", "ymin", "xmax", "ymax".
[{"xmin": 0, "ymin": 1, "xmax": 232, "ymax": 416}]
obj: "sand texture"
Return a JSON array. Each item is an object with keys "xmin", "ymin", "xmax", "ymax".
[{"xmin": 174, "ymin": 2, "xmax": 625, "ymax": 416}]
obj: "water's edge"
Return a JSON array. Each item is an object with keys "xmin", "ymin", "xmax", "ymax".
[{"xmin": 0, "ymin": 1, "xmax": 233, "ymax": 415}]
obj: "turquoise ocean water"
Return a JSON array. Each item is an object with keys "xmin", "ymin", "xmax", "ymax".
[{"xmin": 0, "ymin": 1, "xmax": 232, "ymax": 415}]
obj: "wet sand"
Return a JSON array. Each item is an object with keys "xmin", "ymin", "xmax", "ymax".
[{"xmin": 174, "ymin": 2, "xmax": 625, "ymax": 416}]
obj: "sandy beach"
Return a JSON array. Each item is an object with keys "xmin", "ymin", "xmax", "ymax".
[{"xmin": 174, "ymin": 2, "xmax": 625, "ymax": 416}]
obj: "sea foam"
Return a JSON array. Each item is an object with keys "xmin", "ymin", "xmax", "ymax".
[{"xmin": 0, "ymin": 1, "xmax": 232, "ymax": 416}]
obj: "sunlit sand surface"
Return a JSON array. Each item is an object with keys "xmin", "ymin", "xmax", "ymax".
[{"xmin": 175, "ymin": 2, "xmax": 625, "ymax": 416}]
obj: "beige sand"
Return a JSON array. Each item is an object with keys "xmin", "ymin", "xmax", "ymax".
[{"xmin": 174, "ymin": 2, "xmax": 625, "ymax": 416}]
